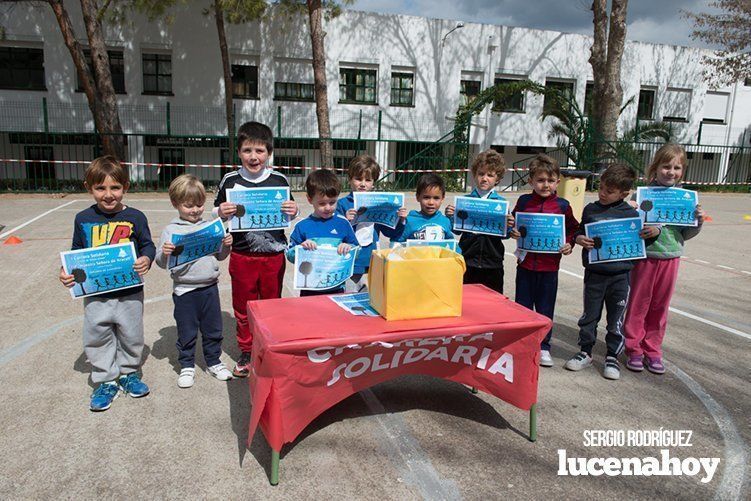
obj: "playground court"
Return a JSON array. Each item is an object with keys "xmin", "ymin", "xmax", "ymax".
[{"xmin": 0, "ymin": 190, "xmax": 749, "ymax": 500}]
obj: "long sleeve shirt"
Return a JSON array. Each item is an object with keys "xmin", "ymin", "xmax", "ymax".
[{"xmin": 286, "ymin": 214, "xmax": 359, "ymax": 262}]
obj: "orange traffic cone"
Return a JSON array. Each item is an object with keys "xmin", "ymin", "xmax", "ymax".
[{"xmin": 3, "ymin": 235, "xmax": 23, "ymax": 245}]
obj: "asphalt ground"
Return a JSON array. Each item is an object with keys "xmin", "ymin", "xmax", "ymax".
[{"xmin": 0, "ymin": 190, "xmax": 749, "ymax": 500}]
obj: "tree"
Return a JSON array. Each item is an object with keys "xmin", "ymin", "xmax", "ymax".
[
  {"xmin": 209, "ymin": 0, "xmax": 267, "ymax": 160},
  {"xmin": 306, "ymin": 0, "xmax": 333, "ymax": 168},
  {"xmin": 683, "ymin": 1, "xmax": 751, "ymax": 86},
  {"xmin": 48, "ymin": 0, "xmax": 126, "ymax": 159},
  {"xmin": 588, "ymin": 0, "xmax": 628, "ymax": 159}
]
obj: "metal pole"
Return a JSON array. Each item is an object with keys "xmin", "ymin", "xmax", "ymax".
[
  {"xmin": 166, "ymin": 102, "xmax": 171, "ymax": 136},
  {"xmin": 277, "ymin": 106, "xmax": 282, "ymax": 138},
  {"xmin": 358, "ymin": 109, "xmax": 363, "ymax": 140},
  {"xmin": 270, "ymin": 449, "xmax": 280, "ymax": 485},
  {"xmin": 377, "ymin": 110, "xmax": 382, "ymax": 141},
  {"xmin": 529, "ymin": 403, "xmax": 537, "ymax": 442},
  {"xmin": 42, "ymin": 97, "xmax": 49, "ymax": 133}
]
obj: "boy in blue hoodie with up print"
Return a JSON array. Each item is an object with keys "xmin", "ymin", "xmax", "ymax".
[{"xmin": 391, "ymin": 173, "xmax": 454, "ymax": 244}]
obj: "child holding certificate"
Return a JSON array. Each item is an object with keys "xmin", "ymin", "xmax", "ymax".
[
  {"xmin": 213, "ymin": 121, "xmax": 299, "ymax": 378},
  {"xmin": 391, "ymin": 174, "xmax": 454, "ymax": 244},
  {"xmin": 566, "ymin": 165, "xmax": 651, "ymax": 380},
  {"xmin": 336, "ymin": 155, "xmax": 407, "ymax": 292},
  {"xmin": 155, "ymin": 175, "xmax": 234, "ymax": 388},
  {"xmin": 624, "ymin": 144, "xmax": 705, "ymax": 375},
  {"xmin": 509, "ymin": 154, "xmax": 579, "ymax": 368},
  {"xmin": 445, "ymin": 149, "xmax": 514, "ymax": 294},
  {"xmin": 287, "ymin": 169, "xmax": 358, "ymax": 296},
  {"xmin": 59, "ymin": 156, "xmax": 155, "ymax": 411}
]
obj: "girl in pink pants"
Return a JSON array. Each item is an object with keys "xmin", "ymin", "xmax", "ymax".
[{"xmin": 624, "ymin": 144, "xmax": 705, "ymax": 374}]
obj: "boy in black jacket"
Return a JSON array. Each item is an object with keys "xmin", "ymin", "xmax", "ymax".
[{"xmin": 565, "ymin": 164, "xmax": 651, "ymax": 380}]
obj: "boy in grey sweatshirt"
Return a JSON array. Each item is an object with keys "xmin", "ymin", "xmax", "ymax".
[{"xmin": 156, "ymin": 174, "xmax": 233, "ymax": 388}]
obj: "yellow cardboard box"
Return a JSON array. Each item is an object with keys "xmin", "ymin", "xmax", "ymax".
[{"xmin": 368, "ymin": 246, "xmax": 466, "ymax": 320}]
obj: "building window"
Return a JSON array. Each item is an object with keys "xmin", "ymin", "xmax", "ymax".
[
  {"xmin": 662, "ymin": 87, "xmax": 691, "ymax": 122},
  {"xmin": 702, "ymin": 152, "xmax": 715, "ymax": 161},
  {"xmin": 0, "ymin": 47, "xmax": 46, "ymax": 90},
  {"xmin": 702, "ymin": 91, "xmax": 729, "ymax": 124},
  {"xmin": 25, "ymin": 145, "xmax": 54, "ymax": 182},
  {"xmin": 516, "ymin": 146, "xmax": 547, "ymax": 155},
  {"xmin": 584, "ymin": 82, "xmax": 594, "ymax": 117},
  {"xmin": 142, "ymin": 53, "xmax": 172, "ymax": 95},
  {"xmin": 274, "ymin": 82, "xmax": 313, "ymax": 101},
  {"xmin": 333, "ymin": 139, "xmax": 367, "ymax": 152},
  {"xmin": 490, "ymin": 145, "xmax": 505, "ymax": 154},
  {"xmin": 333, "ymin": 156, "xmax": 352, "ymax": 170},
  {"xmin": 745, "ymin": 78, "xmax": 751, "ymax": 87},
  {"xmin": 543, "ymin": 80, "xmax": 575, "ymax": 115},
  {"xmin": 76, "ymin": 49, "xmax": 125, "ymax": 94},
  {"xmin": 339, "ymin": 67, "xmax": 377, "ymax": 104},
  {"xmin": 460, "ymin": 80, "xmax": 481, "ymax": 106},
  {"xmin": 637, "ymin": 88, "xmax": 656, "ymax": 120},
  {"xmin": 232, "ymin": 64, "xmax": 258, "ymax": 99},
  {"xmin": 390, "ymin": 72, "xmax": 414, "ymax": 106},
  {"xmin": 158, "ymin": 148, "xmax": 184, "ymax": 184},
  {"xmin": 493, "ymin": 77, "xmax": 525, "ymax": 113}
]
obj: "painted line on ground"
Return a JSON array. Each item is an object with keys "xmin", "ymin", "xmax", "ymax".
[
  {"xmin": 695, "ymin": 259, "xmax": 710, "ymax": 264},
  {"xmin": 360, "ymin": 388, "xmax": 460, "ymax": 500},
  {"xmin": 0, "ymin": 200, "xmax": 78, "ymax": 239},
  {"xmin": 716, "ymin": 265, "xmax": 734, "ymax": 270},
  {"xmin": 552, "ymin": 328, "xmax": 749, "ymax": 501}
]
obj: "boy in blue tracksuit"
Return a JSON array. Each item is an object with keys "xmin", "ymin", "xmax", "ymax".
[
  {"xmin": 288, "ymin": 169, "xmax": 358, "ymax": 296},
  {"xmin": 391, "ymin": 173, "xmax": 454, "ymax": 244},
  {"xmin": 336, "ymin": 154, "xmax": 406, "ymax": 292},
  {"xmin": 445, "ymin": 149, "xmax": 514, "ymax": 294}
]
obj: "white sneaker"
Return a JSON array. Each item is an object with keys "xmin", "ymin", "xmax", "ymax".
[
  {"xmin": 564, "ymin": 352, "xmax": 593, "ymax": 371},
  {"xmin": 177, "ymin": 367, "xmax": 195, "ymax": 388},
  {"xmin": 539, "ymin": 350, "xmax": 554, "ymax": 367},
  {"xmin": 207, "ymin": 362, "xmax": 234, "ymax": 381}
]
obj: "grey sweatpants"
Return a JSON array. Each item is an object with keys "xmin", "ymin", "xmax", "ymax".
[
  {"xmin": 577, "ymin": 271, "xmax": 629, "ymax": 357},
  {"xmin": 83, "ymin": 290, "xmax": 145, "ymax": 383}
]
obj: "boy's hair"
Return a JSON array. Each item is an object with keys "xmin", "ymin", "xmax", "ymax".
[
  {"xmin": 599, "ymin": 164, "xmax": 636, "ymax": 192},
  {"xmin": 85, "ymin": 155, "xmax": 129, "ymax": 187},
  {"xmin": 527, "ymin": 154, "xmax": 560, "ymax": 180},
  {"xmin": 347, "ymin": 154, "xmax": 381, "ymax": 181},
  {"xmin": 646, "ymin": 143, "xmax": 687, "ymax": 182},
  {"xmin": 237, "ymin": 121, "xmax": 273, "ymax": 154},
  {"xmin": 416, "ymin": 173, "xmax": 445, "ymax": 197},
  {"xmin": 305, "ymin": 168, "xmax": 341, "ymax": 198},
  {"xmin": 168, "ymin": 174, "xmax": 206, "ymax": 206},
  {"xmin": 471, "ymin": 149, "xmax": 506, "ymax": 178}
]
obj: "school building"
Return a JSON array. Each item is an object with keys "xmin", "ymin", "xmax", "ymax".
[{"xmin": 1, "ymin": 4, "xmax": 750, "ymax": 190}]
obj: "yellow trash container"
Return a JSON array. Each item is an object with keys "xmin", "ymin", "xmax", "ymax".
[{"xmin": 558, "ymin": 169, "xmax": 592, "ymax": 221}]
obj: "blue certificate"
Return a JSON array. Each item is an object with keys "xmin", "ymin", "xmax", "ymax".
[
  {"xmin": 406, "ymin": 239, "xmax": 458, "ymax": 251},
  {"xmin": 293, "ymin": 245, "xmax": 359, "ymax": 291},
  {"xmin": 330, "ymin": 292, "xmax": 379, "ymax": 316},
  {"xmin": 226, "ymin": 187, "xmax": 290, "ymax": 232},
  {"xmin": 353, "ymin": 192, "xmax": 404, "ymax": 229},
  {"xmin": 60, "ymin": 242, "xmax": 142, "ymax": 299},
  {"xmin": 168, "ymin": 218, "xmax": 226, "ymax": 269},
  {"xmin": 585, "ymin": 217, "xmax": 646, "ymax": 264},
  {"xmin": 636, "ymin": 187, "xmax": 698, "ymax": 227},
  {"xmin": 514, "ymin": 213, "xmax": 566, "ymax": 253},
  {"xmin": 453, "ymin": 196, "xmax": 509, "ymax": 237}
]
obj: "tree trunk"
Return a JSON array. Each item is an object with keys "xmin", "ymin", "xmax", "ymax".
[
  {"xmin": 306, "ymin": 0, "xmax": 333, "ymax": 169},
  {"xmin": 48, "ymin": 0, "xmax": 125, "ymax": 160},
  {"xmin": 214, "ymin": 0, "xmax": 236, "ymax": 165},
  {"xmin": 80, "ymin": 0, "xmax": 125, "ymax": 160},
  {"xmin": 588, "ymin": 0, "xmax": 628, "ymax": 162}
]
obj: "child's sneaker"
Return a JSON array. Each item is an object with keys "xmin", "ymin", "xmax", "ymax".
[
  {"xmin": 626, "ymin": 355, "xmax": 644, "ymax": 372},
  {"xmin": 602, "ymin": 356, "xmax": 620, "ymax": 380},
  {"xmin": 177, "ymin": 367, "xmax": 195, "ymax": 388},
  {"xmin": 645, "ymin": 357, "xmax": 666, "ymax": 375},
  {"xmin": 564, "ymin": 352, "xmax": 593, "ymax": 371},
  {"xmin": 118, "ymin": 372, "xmax": 150, "ymax": 397},
  {"xmin": 207, "ymin": 362, "xmax": 233, "ymax": 381},
  {"xmin": 539, "ymin": 350, "xmax": 554, "ymax": 367},
  {"xmin": 90, "ymin": 382, "xmax": 119, "ymax": 412},
  {"xmin": 233, "ymin": 352, "xmax": 252, "ymax": 378}
]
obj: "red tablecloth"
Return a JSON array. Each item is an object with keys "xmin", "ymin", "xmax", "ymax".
[{"xmin": 247, "ymin": 284, "xmax": 552, "ymax": 451}]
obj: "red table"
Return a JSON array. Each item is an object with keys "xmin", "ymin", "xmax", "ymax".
[{"xmin": 247, "ymin": 284, "xmax": 552, "ymax": 484}]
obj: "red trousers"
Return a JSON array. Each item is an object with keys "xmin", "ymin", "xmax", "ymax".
[
  {"xmin": 624, "ymin": 257, "xmax": 680, "ymax": 360},
  {"xmin": 229, "ymin": 251, "xmax": 286, "ymax": 353}
]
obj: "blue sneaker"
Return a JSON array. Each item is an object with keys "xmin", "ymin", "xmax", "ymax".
[
  {"xmin": 118, "ymin": 372, "xmax": 150, "ymax": 398},
  {"xmin": 90, "ymin": 382, "xmax": 119, "ymax": 412}
]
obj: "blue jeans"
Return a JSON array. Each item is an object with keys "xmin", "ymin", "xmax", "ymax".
[
  {"xmin": 515, "ymin": 266, "xmax": 558, "ymax": 351},
  {"xmin": 173, "ymin": 284, "xmax": 223, "ymax": 368}
]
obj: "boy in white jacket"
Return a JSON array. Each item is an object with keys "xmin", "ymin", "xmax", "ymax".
[{"xmin": 156, "ymin": 174, "xmax": 233, "ymax": 388}]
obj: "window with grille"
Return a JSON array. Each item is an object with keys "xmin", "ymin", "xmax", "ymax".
[
  {"xmin": 637, "ymin": 88, "xmax": 656, "ymax": 120},
  {"xmin": 390, "ymin": 72, "xmax": 414, "ymax": 106},
  {"xmin": 0, "ymin": 47, "xmax": 45, "ymax": 90},
  {"xmin": 460, "ymin": 80, "xmax": 481, "ymax": 106},
  {"xmin": 232, "ymin": 64, "xmax": 259, "ymax": 99},
  {"xmin": 77, "ymin": 49, "xmax": 125, "ymax": 94},
  {"xmin": 274, "ymin": 82, "xmax": 313, "ymax": 101},
  {"xmin": 142, "ymin": 53, "xmax": 172, "ymax": 95},
  {"xmin": 339, "ymin": 67, "xmax": 377, "ymax": 104},
  {"xmin": 543, "ymin": 80, "xmax": 575, "ymax": 115},
  {"xmin": 492, "ymin": 77, "xmax": 525, "ymax": 113}
]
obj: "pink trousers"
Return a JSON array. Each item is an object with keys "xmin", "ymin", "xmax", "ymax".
[{"xmin": 624, "ymin": 257, "xmax": 680, "ymax": 360}]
